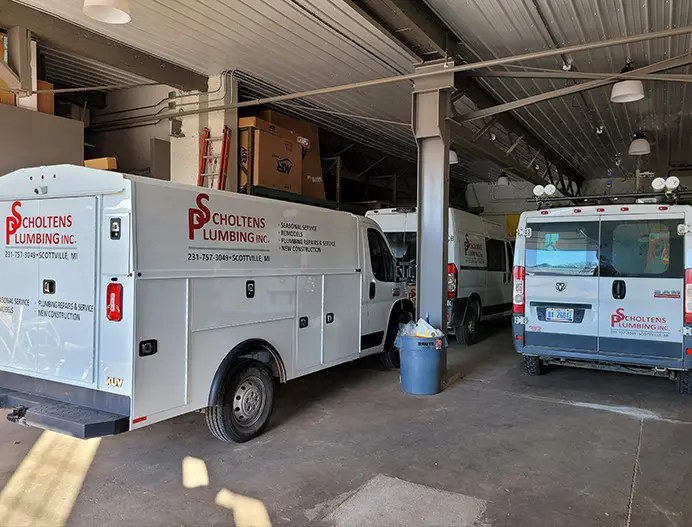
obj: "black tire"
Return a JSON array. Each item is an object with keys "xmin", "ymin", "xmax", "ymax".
[
  {"xmin": 381, "ymin": 310, "xmax": 414, "ymax": 369},
  {"xmin": 677, "ymin": 370, "xmax": 692, "ymax": 395},
  {"xmin": 206, "ymin": 361, "xmax": 275, "ymax": 443},
  {"xmin": 455, "ymin": 299, "xmax": 480, "ymax": 346},
  {"xmin": 522, "ymin": 355, "xmax": 543, "ymax": 376}
]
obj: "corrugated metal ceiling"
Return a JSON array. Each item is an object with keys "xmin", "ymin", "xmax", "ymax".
[
  {"xmin": 17, "ymin": 0, "xmax": 415, "ymax": 159},
  {"xmin": 16, "ymin": 0, "xmax": 523, "ymax": 184},
  {"xmin": 426, "ymin": 0, "xmax": 692, "ymax": 178}
]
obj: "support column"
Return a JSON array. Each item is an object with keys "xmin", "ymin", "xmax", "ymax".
[
  {"xmin": 223, "ymin": 73, "xmax": 239, "ymax": 192},
  {"xmin": 412, "ymin": 60, "xmax": 454, "ymax": 331}
]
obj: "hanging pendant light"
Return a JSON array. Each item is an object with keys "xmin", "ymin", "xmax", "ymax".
[
  {"xmin": 496, "ymin": 172, "xmax": 510, "ymax": 186},
  {"xmin": 628, "ymin": 130, "xmax": 651, "ymax": 156},
  {"xmin": 449, "ymin": 149, "xmax": 459, "ymax": 165},
  {"xmin": 83, "ymin": 0, "xmax": 131, "ymax": 24},
  {"xmin": 610, "ymin": 60, "xmax": 645, "ymax": 103}
]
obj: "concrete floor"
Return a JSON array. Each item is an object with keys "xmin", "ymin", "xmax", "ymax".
[{"xmin": 2, "ymin": 321, "xmax": 692, "ymax": 526}]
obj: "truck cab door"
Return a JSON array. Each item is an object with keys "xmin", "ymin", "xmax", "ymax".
[{"xmin": 361, "ymin": 225, "xmax": 400, "ymax": 353}]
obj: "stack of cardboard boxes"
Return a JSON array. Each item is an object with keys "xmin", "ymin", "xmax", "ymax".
[{"xmin": 238, "ymin": 111, "xmax": 325, "ymax": 199}]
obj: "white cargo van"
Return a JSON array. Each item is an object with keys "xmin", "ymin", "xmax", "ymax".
[
  {"xmin": 0, "ymin": 165, "xmax": 413, "ymax": 441},
  {"xmin": 513, "ymin": 199, "xmax": 692, "ymax": 393},
  {"xmin": 366, "ymin": 207, "xmax": 513, "ymax": 345}
]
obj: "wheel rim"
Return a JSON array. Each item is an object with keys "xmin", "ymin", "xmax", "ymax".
[{"xmin": 232, "ymin": 375, "xmax": 265, "ymax": 428}]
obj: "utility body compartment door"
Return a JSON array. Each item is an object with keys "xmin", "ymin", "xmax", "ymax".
[{"xmin": 524, "ymin": 219, "xmax": 600, "ymax": 352}]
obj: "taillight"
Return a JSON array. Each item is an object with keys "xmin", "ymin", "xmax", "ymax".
[
  {"xmin": 447, "ymin": 263, "xmax": 458, "ymax": 300},
  {"xmin": 685, "ymin": 269, "xmax": 692, "ymax": 325},
  {"xmin": 513, "ymin": 266, "xmax": 525, "ymax": 314},
  {"xmin": 106, "ymin": 283, "xmax": 123, "ymax": 321}
]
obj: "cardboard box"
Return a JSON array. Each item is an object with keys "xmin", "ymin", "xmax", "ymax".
[
  {"xmin": 85, "ymin": 157, "xmax": 118, "ymax": 170},
  {"xmin": 37, "ymin": 80, "xmax": 54, "ymax": 115},
  {"xmin": 259, "ymin": 110, "xmax": 325, "ymax": 199},
  {"xmin": 239, "ymin": 118, "xmax": 301, "ymax": 194},
  {"xmin": 0, "ymin": 88, "xmax": 15, "ymax": 106}
]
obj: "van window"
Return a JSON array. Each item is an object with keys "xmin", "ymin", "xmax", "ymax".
[
  {"xmin": 486, "ymin": 239, "xmax": 506, "ymax": 272},
  {"xmin": 368, "ymin": 229, "xmax": 396, "ymax": 282},
  {"xmin": 526, "ymin": 222, "xmax": 599, "ymax": 276},
  {"xmin": 600, "ymin": 220, "xmax": 683, "ymax": 278}
]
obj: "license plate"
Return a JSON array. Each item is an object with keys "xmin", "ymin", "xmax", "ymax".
[{"xmin": 546, "ymin": 308, "xmax": 574, "ymax": 322}]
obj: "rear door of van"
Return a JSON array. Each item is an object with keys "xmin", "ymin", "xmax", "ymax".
[
  {"xmin": 1, "ymin": 196, "xmax": 98, "ymax": 384},
  {"xmin": 598, "ymin": 214, "xmax": 683, "ymax": 361},
  {"xmin": 524, "ymin": 218, "xmax": 600, "ymax": 352}
]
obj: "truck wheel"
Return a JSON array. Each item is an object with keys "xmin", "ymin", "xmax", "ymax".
[
  {"xmin": 381, "ymin": 310, "xmax": 414, "ymax": 369},
  {"xmin": 522, "ymin": 355, "xmax": 543, "ymax": 376},
  {"xmin": 677, "ymin": 371, "xmax": 692, "ymax": 395},
  {"xmin": 455, "ymin": 299, "xmax": 480, "ymax": 346},
  {"xmin": 206, "ymin": 361, "xmax": 274, "ymax": 443}
]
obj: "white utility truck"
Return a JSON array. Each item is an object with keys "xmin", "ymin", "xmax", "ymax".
[
  {"xmin": 366, "ymin": 207, "xmax": 513, "ymax": 345},
  {"xmin": 0, "ymin": 165, "xmax": 413, "ymax": 442}
]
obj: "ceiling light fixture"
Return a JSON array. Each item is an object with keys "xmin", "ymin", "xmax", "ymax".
[
  {"xmin": 83, "ymin": 0, "xmax": 131, "ymax": 24},
  {"xmin": 628, "ymin": 130, "xmax": 651, "ymax": 156},
  {"xmin": 449, "ymin": 149, "xmax": 459, "ymax": 165},
  {"xmin": 496, "ymin": 172, "xmax": 510, "ymax": 186},
  {"xmin": 610, "ymin": 60, "xmax": 645, "ymax": 103}
]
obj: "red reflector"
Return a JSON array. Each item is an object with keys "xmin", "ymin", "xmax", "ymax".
[
  {"xmin": 540, "ymin": 210, "xmax": 549, "ymax": 215},
  {"xmin": 106, "ymin": 283, "xmax": 123, "ymax": 321},
  {"xmin": 573, "ymin": 209, "xmax": 582, "ymax": 213},
  {"xmin": 132, "ymin": 416, "xmax": 147, "ymax": 424},
  {"xmin": 516, "ymin": 335, "xmax": 523, "ymax": 341},
  {"xmin": 659, "ymin": 206, "xmax": 669, "ymax": 211},
  {"xmin": 597, "ymin": 208, "xmax": 605, "ymax": 212},
  {"xmin": 620, "ymin": 207, "xmax": 629, "ymax": 211},
  {"xmin": 687, "ymin": 349, "xmax": 692, "ymax": 356}
]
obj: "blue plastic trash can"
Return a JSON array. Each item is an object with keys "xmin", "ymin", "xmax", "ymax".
[{"xmin": 396, "ymin": 335, "xmax": 447, "ymax": 395}]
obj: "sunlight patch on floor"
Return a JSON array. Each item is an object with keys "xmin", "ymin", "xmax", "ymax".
[{"xmin": 0, "ymin": 431, "xmax": 101, "ymax": 527}]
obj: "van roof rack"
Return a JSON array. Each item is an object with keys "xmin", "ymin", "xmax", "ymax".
[{"xmin": 527, "ymin": 190, "xmax": 692, "ymax": 209}]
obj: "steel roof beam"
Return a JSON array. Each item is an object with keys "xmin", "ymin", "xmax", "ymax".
[
  {"xmin": 449, "ymin": 120, "xmax": 546, "ymax": 186},
  {"xmin": 458, "ymin": 54, "xmax": 692, "ymax": 123},
  {"xmin": 456, "ymin": 76, "xmax": 582, "ymax": 187},
  {"xmin": 0, "ymin": 0, "xmax": 208, "ymax": 92},
  {"xmin": 343, "ymin": 0, "xmax": 585, "ymax": 184},
  {"xmin": 461, "ymin": 69, "xmax": 692, "ymax": 82}
]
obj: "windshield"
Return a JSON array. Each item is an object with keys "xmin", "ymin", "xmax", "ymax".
[
  {"xmin": 383, "ymin": 231, "xmax": 417, "ymax": 283},
  {"xmin": 383, "ymin": 231, "xmax": 417, "ymax": 262}
]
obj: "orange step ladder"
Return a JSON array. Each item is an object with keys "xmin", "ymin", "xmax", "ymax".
[{"xmin": 197, "ymin": 126, "xmax": 231, "ymax": 190}]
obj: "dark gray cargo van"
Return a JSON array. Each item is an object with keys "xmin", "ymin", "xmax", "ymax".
[{"xmin": 512, "ymin": 203, "xmax": 692, "ymax": 393}]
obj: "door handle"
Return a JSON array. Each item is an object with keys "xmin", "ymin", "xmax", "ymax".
[
  {"xmin": 369, "ymin": 281, "xmax": 376, "ymax": 299},
  {"xmin": 612, "ymin": 280, "xmax": 626, "ymax": 300}
]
